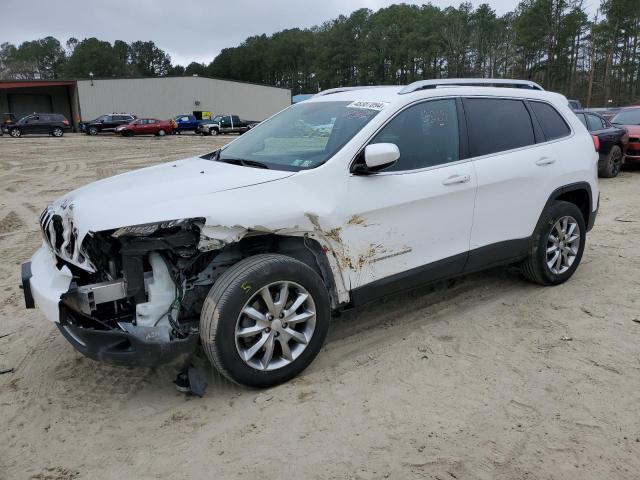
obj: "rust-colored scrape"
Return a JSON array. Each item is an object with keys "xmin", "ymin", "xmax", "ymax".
[
  {"xmin": 346, "ymin": 214, "xmax": 366, "ymax": 226},
  {"xmin": 355, "ymin": 243, "xmax": 386, "ymax": 269}
]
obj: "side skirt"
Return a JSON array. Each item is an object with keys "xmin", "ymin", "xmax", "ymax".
[{"xmin": 348, "ymin": 237, "xmax": 530, "ymax": 308}]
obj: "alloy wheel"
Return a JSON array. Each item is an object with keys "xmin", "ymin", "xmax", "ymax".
[
  {"xmin": 235, "ymin": 281, "xmax": 316, "ymax": 371},
  {"xmin": 611, "ymin": 149, "xmax": 622, "ymax": 176},
  {"xmin": 546, "ymin": 215, "xmax": 580, "ymax": 274}
]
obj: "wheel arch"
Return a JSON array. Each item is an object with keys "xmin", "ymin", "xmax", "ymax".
[
  {"xmin": 543, "ymin": 182, "xmax": 594, "ymax": 232},
  {"xmin": 211, "ymin": 233, "xmax": 343, "ymax": 308}
]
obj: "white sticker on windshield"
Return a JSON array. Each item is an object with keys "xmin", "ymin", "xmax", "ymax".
[{"xmin": 347, "ymin": 101, "xmax": 388, "ymax": 111}]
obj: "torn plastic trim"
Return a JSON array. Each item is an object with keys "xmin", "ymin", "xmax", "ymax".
[{"xmin": 198, "ymin": 224, "xmax": 248, "ymax": 251}]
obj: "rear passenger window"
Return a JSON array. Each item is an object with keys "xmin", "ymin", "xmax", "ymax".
[
  {"xmin": 576, "ymin": 113, "xmax": 587, "ymax": 128},
  {"xmin": 465, "ymin": 98, "xmax": 535, "ymax": 156},
  {"xmin": 586, "ymin": 114, "xmax": 605, "ymax": 131},
  {"xmin": 530, "ymin": 101, "xmax": 571, "ymax": 140},
  {"xmin": 369, "ymin": 99, "xmax": 459, "ymax": 171}
]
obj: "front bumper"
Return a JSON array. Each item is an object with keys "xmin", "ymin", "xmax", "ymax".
[
  {"xmin": 57, "ymin": 308, "xmax": 199, "ymax": 367},
  {"xmin": 22, "ymin": 246, "xmax": 199, "ymax": 367}
]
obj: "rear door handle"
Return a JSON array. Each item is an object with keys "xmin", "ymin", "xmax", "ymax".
[
  {"xmin": 442, "ymin": 174, "xmax": 471, "ymax": 185},
  {"xmin": 536, "ymin": 156, "xmax": 556, "ymax": 166}
]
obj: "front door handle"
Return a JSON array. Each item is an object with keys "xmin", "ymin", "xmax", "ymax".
[
  {"xmin": 442, "ymin": 174, "xmax": 471, "ymax": 185},
  {"xmin": 536, "ymin": 156, "xmax": 556, "ymax": 166}
]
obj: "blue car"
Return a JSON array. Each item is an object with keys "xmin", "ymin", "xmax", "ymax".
[{"xmin": 173, "ymin": 114, "xmax": 211, "ymax": 134}]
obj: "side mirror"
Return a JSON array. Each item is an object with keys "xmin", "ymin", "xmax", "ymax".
[{"xmin": 356, "ymin": 143, "xmax": 399, "ymax": 174}]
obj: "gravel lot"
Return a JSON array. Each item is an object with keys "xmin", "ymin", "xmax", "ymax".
[{"xmin": 1, "ymin": 133, "xmax": 639, "ymax": 480}]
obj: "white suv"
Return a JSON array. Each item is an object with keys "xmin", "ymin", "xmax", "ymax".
[{"xmin": 22, "ymin": 79, "xmax": 599, "ymax": 388}]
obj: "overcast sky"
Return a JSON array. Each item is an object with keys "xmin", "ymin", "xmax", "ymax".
[{"xmin": 1, "ymin": 0, "xmax": 600, "ymax": 67}]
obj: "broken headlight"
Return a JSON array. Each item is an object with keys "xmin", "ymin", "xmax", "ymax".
[{"xmin": 112, "ymin": 219, "xmax": 190, "ymax": 238}]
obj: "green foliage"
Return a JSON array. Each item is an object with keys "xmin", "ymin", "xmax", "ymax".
[{"xmin": 1, "ymin": 0, "xmax": 639, "ymax": 106}]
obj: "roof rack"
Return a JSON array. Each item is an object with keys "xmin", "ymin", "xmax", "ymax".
[
  {"xmin": 314, "ymin": 86, "xmax": 390, "ymax": 97},
  {"xmin": 398, "ymin": 78, "xmax": 544, "ymax": 94}
]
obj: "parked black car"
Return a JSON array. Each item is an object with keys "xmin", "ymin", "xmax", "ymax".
[
  {"xmin": 80, "ymin": 113, "xmax": 136, "ymax": 135},
  {"xmin": 7, "ymin": 113, "xmax": 71, "ymax": 138},
  {"xmin": 575, "ymin": 110, "xmax": 628, "ymax": 178}
]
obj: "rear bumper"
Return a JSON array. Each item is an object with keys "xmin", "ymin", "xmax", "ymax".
[{"xmin": 587, "ymin": 193, "xmax": 599, "ymax": 232}]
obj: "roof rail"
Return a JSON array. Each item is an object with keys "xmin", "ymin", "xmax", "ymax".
[
  {"xmin": 398, "ymin": 78, "xmax": 544, "ymax": 94},
  {"xmin": 314, "ymin": 86, "xmax": 389, "ymax": 97}
]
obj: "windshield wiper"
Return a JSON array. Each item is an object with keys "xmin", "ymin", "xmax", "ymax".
[{"xmin": 218, "ymin": 157, "xmax": 269, "ymax": 169}]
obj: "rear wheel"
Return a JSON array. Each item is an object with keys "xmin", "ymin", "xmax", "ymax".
[
  {"xmin": 9, "ymin": 128, "xmax": 21, "ymax": 138},
  {"xmin": 599, "ymin": 145, "xmax": 623, "ymax": 178},
  {"xmin": 157, "ymin": 129, "xmax": 166, "ymax": 136},
  {"xmin": 521, "ymin": 201, "xmax": 586, "ymax": 286},
  {"xmin": 200, "ymin": 254, "xmax": 330, "ymax": 388},
  {"xmin": 51, "ymin": 127, "xmax": 64, "ymax": 137}
]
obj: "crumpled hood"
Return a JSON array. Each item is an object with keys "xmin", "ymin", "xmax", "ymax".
[{"xmin": 52, "ymin": 156, "xmax": 294, "ymax": 236}]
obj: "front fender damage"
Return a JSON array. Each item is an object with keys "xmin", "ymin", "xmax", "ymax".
[{"xmin": 196, "ymin": 218, "xmax": 350, "ymax": 306}]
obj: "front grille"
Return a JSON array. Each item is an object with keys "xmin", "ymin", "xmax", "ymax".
[{"xmin": 40, "ymin": 206, "xmax": 91, "ymax": 270}]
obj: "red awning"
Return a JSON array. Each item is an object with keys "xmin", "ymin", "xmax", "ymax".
[{"xmin": 0, "ymin": 81, "xmax": 76, "ymax": 89}]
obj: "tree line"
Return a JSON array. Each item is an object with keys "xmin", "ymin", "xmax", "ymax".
[{"xmin": 1, "ymin": 0, "xmax": 638, "ymax": 107}]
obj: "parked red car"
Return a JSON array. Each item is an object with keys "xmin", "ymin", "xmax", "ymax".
[
  {"xmin": 611, "ymin": 108, "xmax": 640, "ymax": 164},
  {"xmin": 115, "ymin": 118, "xmax": 174, "ymax": 137}
]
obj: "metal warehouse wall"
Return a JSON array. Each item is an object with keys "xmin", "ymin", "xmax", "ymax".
[{"xmin": 76, "ymin": 77, "xmax": 291, "ymax": 121}]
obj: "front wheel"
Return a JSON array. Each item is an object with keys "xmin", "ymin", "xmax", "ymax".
[
  {"xmin": 521, "ymin": 200, "xmax": 586, "ymax": 286},
  {"xmin": 599, "ymin": 145, "xmax": 623, "ymax": 178},
  {"xmin": 209, "ymin": 128, "xmax": 218, "ymax": 136},
  {"xmin": 9, "ymin": 128, "xmax": 21, "ymax": 138},
  {"xmin": 88, "ymin": 126, "xmax": 98, "ymax": 136},
  {"xmin": 200, "ymin": 254, "xmax": 330, "ymax": 388},
  {"xmin": 157, "ymin": 129, "xmax": 166, "ymax": 136}
]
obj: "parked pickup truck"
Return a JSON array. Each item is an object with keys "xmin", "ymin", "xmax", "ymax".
[
  {"xmin": 196, "ymin": 115, "xmax": 258, "ymax": 136},
  {"xmin": 172, "ymin": 114, "xmax": 213, "ymax": 134}
]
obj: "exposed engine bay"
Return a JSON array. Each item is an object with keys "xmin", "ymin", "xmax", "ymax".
[
  {"xmin": 37, "ymin": 213, "xmax": 330, "ymax": 368},
  {"xmin": 54, "ymin": 219, "xmax": 235, "ymax": 358}
]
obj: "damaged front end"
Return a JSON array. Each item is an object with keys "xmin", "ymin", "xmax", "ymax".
[{"xmin": 24, "ymin": 211, "xmax": 239, "ymax": 367}]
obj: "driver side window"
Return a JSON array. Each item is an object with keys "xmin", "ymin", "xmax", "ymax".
[{"xmin": 369, "ymin": 99, "xmax": 459, "ymax": 172}]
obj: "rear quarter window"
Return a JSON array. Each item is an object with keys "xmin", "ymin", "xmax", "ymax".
[
  {"xmin": 465, "ymin": 98, "xmax": 536, "ymax": 157},
  {"xmin": 530, "ymin": 101, "xmax": 571, "ymax": 140}
]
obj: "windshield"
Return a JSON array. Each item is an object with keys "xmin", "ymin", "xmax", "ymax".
[
  {"xmin": 213, "ymin": 101, "xmax": 382, "ymax": 171},
  {"xmin": 212, "ymin": 116, "xmax": 222, "ymax": 122},
  {"xmin": 612, "ymin": 109, "xmax": 640, "ymax": 125}
]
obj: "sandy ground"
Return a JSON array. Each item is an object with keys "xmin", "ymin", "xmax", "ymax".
[{"xmin": 0, "ymin": 133, "xmax": 639, "ymax": 480}]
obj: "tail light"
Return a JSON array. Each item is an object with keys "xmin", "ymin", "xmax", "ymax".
[
  {"xmin": 592, "ymin": 135, "xmax": 600, "ymax": 152},
  {"xmin": 63, "ymin": 119, "xmax": 69, "ymax": 126}
]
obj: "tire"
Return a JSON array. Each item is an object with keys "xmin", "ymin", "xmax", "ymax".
[
  {"xmin": 599, "ymin": 145, "xmax": 623, "ymax": 178},
  {"xmin": 209, "ymin": 128, "xmax": 218, "ymax": 136},
  {"xmin": 51, "ymin": 127, "xmax": 64, "ymax": 137},
  {"xmin": 521, "ymin": 200, "xmax": 586, "ymax": 286},
  {"xmin": 200, "ymin": 254, "xmax": 330, "ymax": 388},
  {"xmin": 122, "ymin": 130, "xmax": 133, "ymax": 137},
  {"xmin": 9, "ymin": 128, "xmax": 21, "ymax": 138},
  {"xmin": 157, "ymin": 129, "xmax": 166, "ymax": 136},
  {"xmin": 88, "ymin": 126, "xmax": 98, "ymax": 136}
]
